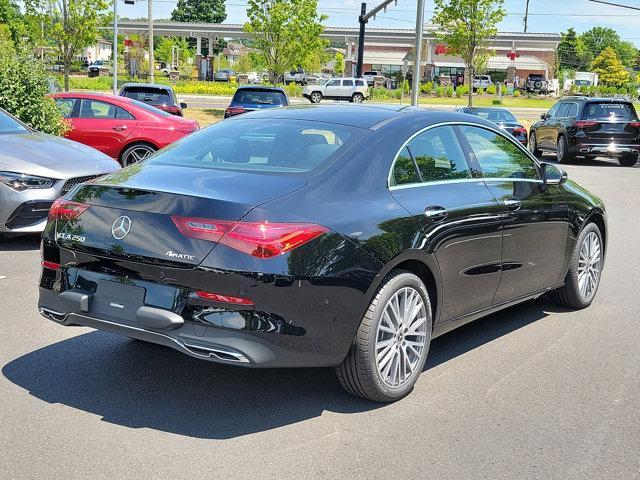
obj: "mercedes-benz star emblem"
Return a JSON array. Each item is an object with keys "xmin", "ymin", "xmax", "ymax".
[{"xmin": 111, "ymin": 216, "xmax": 132, "ymax": 240}]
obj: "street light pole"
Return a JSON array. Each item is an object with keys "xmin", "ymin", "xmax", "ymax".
[
  {"xmin": 148, "ymin": 0, "xmax": 154, "ymax": 83},
  {"xmin": 411, "ymin": 0, "xmax": 425, "ymax": 106},
  {"xmin": 524, "ymin": 0, "xmax": 530, "ymax": 32},
  {"xmin": 113, "ymin": 0, "xmax": 118, "ymax": 94},
  {"xmin": 356, "ymin": 3, "xmax": 367, "ymax": 78}
]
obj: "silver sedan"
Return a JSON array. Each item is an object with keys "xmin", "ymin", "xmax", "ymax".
[{"xmin": 0, "ymin": 108, "xmax": 120, "ymax": 236}]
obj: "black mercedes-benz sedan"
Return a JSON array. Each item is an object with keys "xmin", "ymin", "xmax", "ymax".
[{"xmin": 38, "ymin": 105, "xmax": 607, "ymax": 402}]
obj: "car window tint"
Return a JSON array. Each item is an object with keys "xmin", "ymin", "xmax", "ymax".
[
  {"xmin": 556, "ymin": 103, "xmax": 570, "ymax": 117},
  {"xmin": 148, "ymin": 119, "xmax": 365, "ymax": 175},
  {"xmin": 546, "ymin": 103, "xmax": 561, "ymax": 118},
  {"xmin": 121, "ymin": 87, "xmax": 172, "ymax": 104},
  {"xmin": 342, "ymin": 80, "xmax": 354, "ymax": 87},
  {"xmin": 79, "ymin": 99, "xmax": 116, "ymax": 119},
  {"xmin": 55, "ymin": 98, "xmax": 76, "ymax": 118},
  {"xmin": 391, "ymin": 147, "xmax": 420, "ymax": 186},
  {"xmin": 232, "ymin": 89, "xmax": 285, "ymax": 105},
  {"xmin": 407, "ymin": 126, "xmax": 471, "ymax": 182},
  {"xmin": 566, "ymin": 103, "xmax": 578, "ymax": 117},
  {"xmin": 355, "ymin": 80, "xmax": 365, "ymax": 87},
  {"xmin": 461, "ymin": 126, "xmax": 538, "ymax": 180},
  {"xmin": 116, "ymin": 107, "xmax": 134, "ymax": 119},
  {"xmin": 327, "ymin": 80, "xmax": 340, "ymax": 87},
  {"xmin": 582, "ymin": 102, "xmax": 637, "ymax": 120}
]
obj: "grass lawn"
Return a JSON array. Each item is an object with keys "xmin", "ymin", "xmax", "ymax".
[{"xmin": 183, "ymin": 108, "xmax": 225, "ymax": 126}]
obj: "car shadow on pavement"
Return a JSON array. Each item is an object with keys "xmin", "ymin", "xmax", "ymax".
[
  {"xmin": 3, "ymin": 298, "xmax": 562, "ymax": 439},
  {"xmin": 0, "ymin": 234, "xmax": 41, "ymax": 252}
]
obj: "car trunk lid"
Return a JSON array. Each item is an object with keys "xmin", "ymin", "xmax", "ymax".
[{"xmin": 578, "ymin": 101, "xmax": 640, "ymax": 143}]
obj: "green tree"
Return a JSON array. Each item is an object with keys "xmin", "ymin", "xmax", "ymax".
[
  {"xmin": 558, "ymin": 28, "xmax": 588, "ymax": 70},
  {"xmin": 171, "ymin": 0, "xmax": 226, "ymax": 23},
  {"xmin": 155, "ymin": 37, "xmax": 192, "ymax": 69},
  {"xmin": 24, "ymin": 0, "xmax": 110, "ymax": 92},
  {"xmin": 0, "ymin": 49, "xmax": 67, "ymax": 135},
  {"xmin": 432, "ymin": 0, "xmax": 506, "ymax": 107},
  {"xmin": 244, "ymin": 0, "xmax": 328, "ymax": 83},
  {"xmin": 579, "ymin": 27, "xmax": 638, "ymax": 69},
  {"xmin": 333, "ymin": 51, "xmax": 344, "ymax": 75},
  {"xmin": 0, "ymin": 0, "xmax": 23, "ymax": 44},
  {"xmin": 591, "ymin": 47, "xmax": 629, "ymax": 86}
]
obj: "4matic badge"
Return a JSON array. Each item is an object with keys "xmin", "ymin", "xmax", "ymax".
[{"xmin": 165, "ymin": 251, "xmax": 195, "ymax": 261}]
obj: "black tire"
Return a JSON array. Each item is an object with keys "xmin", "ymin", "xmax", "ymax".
[
  {"xmin": 550, "ymin": 222, "xmax": 603, "ymax": 309},
  {"xmin": 119, "ymin": 142, "xmax": 157, "ymax": 167},
  {"xmin": 529, "ymin": 131, "xmax": 542, "ymax": 156},
  {"xmin": 335, "ymin": 270, "xmax": 433, "ymax": 402},
  {"xmin": 556, "ymin": 135, "xmax": 572, "ymax": 163},
  {"xmin": 309, "ymin": 91, "xmax": 322, "ymax": 104},
  {"xmin": 619, "ymin": 154, "xmax": 638, "ymax": 167},
  {"xmin": 351, "ymin": 93, "xmax": 364, "ymax": 103}
]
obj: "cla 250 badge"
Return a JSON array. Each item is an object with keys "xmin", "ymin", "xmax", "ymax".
[
  {"xmin": 56, "ymin": 232, "xmax": 86, "ymax": 243},
  {"xmin": 165, "ymin": 251, "xmax": 195, "ymax": 260}
]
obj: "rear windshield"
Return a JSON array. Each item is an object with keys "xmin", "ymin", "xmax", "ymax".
[
  {"xmin": 147, "ymin": 118, "xmax": 366, "ymax": 174},
  {"xmin": 0, "ymin": 110, "xmax": 28, "ymax": 133},
  {"xmin": 582, "ymin": 102, "xmax": 637, "ymax": 121},
  {"xmin": 465, "ymin": 109, "xmax": 516, "ymax": 122},
  {"xmin": 121, "ymin": 87, "xmax": 172, "ymax": 104},
  {"xmin": 231, "ymin": 89, "xmax": 286, "ymax": 106}
]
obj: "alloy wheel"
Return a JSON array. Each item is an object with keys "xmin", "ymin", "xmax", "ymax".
[
  {"xmin": 311, "ymin": 92, "xmax": 322, "ymax": 103},
  {"xmin": 375, "ymin": 287, "xmax": 428, "ymax": 388},
  {"xmin": 124, "ymin": 145, "xmax": 155, "ymax": 166},
  {"xmin": 557, "ymin": 137, "xmax": 565, "ymax": 162},
  {"xmin": 529, "ymin": 133, "xmax": 537, "ymax": 153},
  {"xmin": 577, "ymin": 231, "xmax": 601, "ymax": 300}
]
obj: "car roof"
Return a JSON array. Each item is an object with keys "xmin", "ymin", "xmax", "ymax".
[
  {"xmin": 560, "ymin": 96, "xmax": 633, "ymax": 103},
  {"xmin": 120, "ymin": 83, "xmax": 173, "ymax": 92},
  {"xmin": 460, "ymin": 106, "xmax": 509, "ymax": 111},
  {"xmin": 235, "ymin": 85, "xmax": 286, "ymax": 93},
  {"xmin": 234, "ymin": 104, "xmax": 497, "ymax": 130},
  {"xmin": 53, "ymin": 92, "xmax": 137, "ymax": 106}
]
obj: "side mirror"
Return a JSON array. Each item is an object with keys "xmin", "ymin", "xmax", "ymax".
[
  {"xmin": 541, "ymin": 162, "xmax": 567, "ymax": 185},
  {"xmin": 540, "ymin": 113, "xmax": 548, "ymax": 120},
  {"xmin": 180, "ymin": 102, "xmax": 188, "ymax": 109}
]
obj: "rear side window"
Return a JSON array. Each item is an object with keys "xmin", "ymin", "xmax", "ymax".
[
  {"xmin": 582, "ymin": 102, "xmax": 637, "ymax": 120},
  {"xmin": 232, "ymin": 89, "xmax": 286, "ymax": 105},
  {"xmin": 121, "ymin": 87, "xmax": 173, "ymax": 104},
  {"xmin": 355, "ymin": 80, "xmax": 365, "ymax": 87},
  {"xmin": 148, "ymin": 119, "xmax": 366, "ymax": 174},
  {"xmin": 327, "ymin": 80, "xmax": 340, "ymax": 87},
  {"xmin": 390, "ymin": 126, "xmax": 471, "ymax": 186}
]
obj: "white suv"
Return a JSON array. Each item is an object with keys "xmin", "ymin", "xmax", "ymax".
[
  {"xmin": 472, "ymin": 75, "xmax": 492, "ymax": 91},
  {"xmin": 303, "ymin": 78, "xmax": 369, "ymax": 103}
]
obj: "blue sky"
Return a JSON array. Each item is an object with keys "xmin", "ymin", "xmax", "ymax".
[{"xmin": 120, "ymin": 0, "xmax": 640, "ymax": 46}]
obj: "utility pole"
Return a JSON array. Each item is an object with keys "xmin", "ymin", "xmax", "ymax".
[
  {"xmin": 148, "ymin": 0, "xmax": 154, "ymax": 83},
  {"xmin": 356, "ymin": 3, "xmax": 367, "ymax": 78},
  {"xmin": 524, "ymin": 0, "xmax": 530, "ymax": 32},
  {"xmin": 411, "ymin": 0, "xmax": 425, "ymax": 106},
  {"xmin": 113, "ymin": 0, "xmax": 118, "ymax": 94}
]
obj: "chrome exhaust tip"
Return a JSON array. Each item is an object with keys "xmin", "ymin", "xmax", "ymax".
[{"xmin": 183, "ymin": 343, "xmax": 250, "ymax": 363}]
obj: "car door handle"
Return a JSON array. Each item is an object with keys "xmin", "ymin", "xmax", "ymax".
[
  {"xmin": 424, "ymin": 206, "xmax": 448, "ymax": 220},
  {"xmin": 113, "ymin": 125, "xmax": 127, "ymax": 131},
  {"xmin": 503, "ymin": 198, "xmax": 521, "ymax": 210}
]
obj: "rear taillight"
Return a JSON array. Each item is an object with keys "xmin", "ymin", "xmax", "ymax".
[
  {"xmin": 41, "ymin": 260, "xmax": 60, "ymax": 270},
  {"xmin": 195, "ymin": 291, "xmax": 254, "ymax": 305},
  {"xmin": 225, "ymin": 106, "xmax": 246, "ymax": 117},
  {"xmin": 627, "ymin": 121, "xmax": 640, "ymax": 128},
  {"xmin": 49, "ymin": 198, "xmax": 90, "ymax": 221},
  {"xmin": 171, "ymin": 216, "xmax": 328, "ymax": 258},
  {"xmin": 574, "ymin": 120, "xmax": 600, "ymax": 129},
  {"xmin": 512, "ymin": 127, "xmax": 527, "ymax": 135}
]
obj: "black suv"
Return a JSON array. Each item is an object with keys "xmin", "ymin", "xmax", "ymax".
[{"xmin": 529, "ymin": 96, "xmax": 640, "ymax": 166}]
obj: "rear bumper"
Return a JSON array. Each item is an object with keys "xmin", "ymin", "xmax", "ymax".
[
  {"xmin": 571, "ymin": 138, "xmax": 640, "ymax": 157},
  {"xmin": 38, "ymin": 286, "xmax": 344, "ymax": 368}
]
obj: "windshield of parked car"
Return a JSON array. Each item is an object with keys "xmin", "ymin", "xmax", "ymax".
[
  {"xmin": 231, "ymin": 89, "xmax": 286, "ymax": 106},
  {"xmin": 129, "ymin": 99, "xmax": 172, "ymax": 117},
  {"xmin": 121, "ymin": 87, "xmax": 173, "ymax": 105},
  {"xmin": 465, "ymin": 108, "xmax": 517, "ymax": 123},
  {"xmin": 0, "ymin": 110, "xmax": 28, "ymax": 133},
  {"xmin": 582, "ymin": 102, "xmax": 637, "ymax": 121},
  {"xmin": 147, "ymin": 118, "xmax": 367, "ymax": 175}
]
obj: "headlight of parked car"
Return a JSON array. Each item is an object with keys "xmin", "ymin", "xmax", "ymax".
[{"xmin": 0, "ymin": 171, "xmax": 56, "ymax": 191}]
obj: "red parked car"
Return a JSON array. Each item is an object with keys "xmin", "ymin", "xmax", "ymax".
[{"xmin": 52, "ymin": 92, "xmax": 198, "ymax": 166}]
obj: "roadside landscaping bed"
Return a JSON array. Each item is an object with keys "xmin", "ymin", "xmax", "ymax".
[{"xmin": 183, "ymin": 108, "xmax": 224, "ymax": 127}]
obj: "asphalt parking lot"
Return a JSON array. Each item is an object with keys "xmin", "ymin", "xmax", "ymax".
[{"xmin": 1, "ymin": 156, "xmax": 639, "ymax": 479}]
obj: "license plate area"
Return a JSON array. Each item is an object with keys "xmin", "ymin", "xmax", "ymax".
[{"xmin": 91, "ymin": 280, "xmax": 146, "ymax": 321}]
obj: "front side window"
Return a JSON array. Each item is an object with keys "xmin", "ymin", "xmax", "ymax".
[
  {"xmin": 390, "ymin": 126, "xmax": 471, "ymax": 186},
  {"xmin": 555, "ymin": 103, "xmax": 570, "ymax": 117},
  {"xmin": 566, "ymin": 103, "xmax": 578, "ymax": 117},
  {"xmin": 460, "ymin": 126, "xmax": 538, "ymax": 180},
  {"xmin": 546, "ymin": 103, "xmax": 561, "ymax": 118}
]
